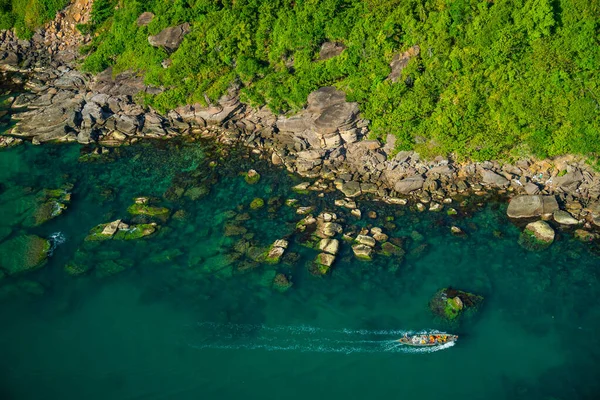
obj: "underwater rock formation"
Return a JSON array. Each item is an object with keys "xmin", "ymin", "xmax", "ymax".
[
  {"xmin": 519, "ymin": 220, "xmax": 555, "ymax": 251},
  {"xmin": 429, "ymin": 287, "xmax": 483, "ymax": 322},
  {"xmin": 0, "ymin": 234, "xmax": 50, "ymax": 275}
]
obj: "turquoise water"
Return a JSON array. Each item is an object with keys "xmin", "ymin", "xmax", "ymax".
[{"xmin": 1, "ymin": 140, "xmax": 599, "ymax": 400}]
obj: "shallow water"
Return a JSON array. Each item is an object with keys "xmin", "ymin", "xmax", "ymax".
[{"xmin": 0, "ymin": 140, "xmax": 599, "ymax": 400}]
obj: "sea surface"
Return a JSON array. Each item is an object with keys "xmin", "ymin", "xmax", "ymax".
[{"xmin": 1, "ymin": 138, "xmax": 599, "ymax": 400}]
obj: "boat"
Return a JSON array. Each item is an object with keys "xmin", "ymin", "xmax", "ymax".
[{"xmin": 397, "ymin": 333, "xmax": 458, "ymax": 347}]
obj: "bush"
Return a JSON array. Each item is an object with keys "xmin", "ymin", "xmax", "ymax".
[{"xmin": 72, "ymin": 0, "xmax": 600, "ymax": 163}]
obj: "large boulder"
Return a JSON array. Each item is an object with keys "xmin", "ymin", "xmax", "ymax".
[
  {"xmin": 394, "ymin": 176, "xmax": 424, "ymax": 194},
  {"xmin": 306, "ymin": 87, "xmax": 347, "ymax": 113},
  {"xmin": 519, "ymin": 220, "xmax": 555, "ymax": 251},
  {"xmin": 148, "ymin": 23, "xmax": 191, "ymax": 52},
  {"xmin": 0, "ymin": 235, "xmax": 50, "ymax": 275},
  {"xmin": 313, "ymin": 102, "xmax": 359, "ymax": 134},
  {"xmin": 507, "ymin": 195, "xmax": 559, "ymax": 218},
  {"xmin": 429, "ymin": 288, "xmax": 483, "ymax": 322},
  {"xmin": 480, "ymin": 169, "xmax": 509, "ymax": 187}
]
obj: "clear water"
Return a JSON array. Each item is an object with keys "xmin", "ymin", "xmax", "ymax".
[{"xmin": 1, "ymin": 140, "xmax": 599, "ymax": 400}]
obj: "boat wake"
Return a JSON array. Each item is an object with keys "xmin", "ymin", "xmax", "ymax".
[{"xmin": 183, "ymin": 322, "xmax": 455, "ymax": 354}]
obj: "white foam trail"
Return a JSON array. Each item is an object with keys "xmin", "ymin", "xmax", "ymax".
[
  {"xmin": 193, "ymin": 321, "xmax": 412, "ymax": 336},
  {"xmin": 186, "ymin": 322, "xmax": 456, "ymax": 355},
  {"xmin": 48, "ymin": 232, "xmax": 66, "ymax": 256}
]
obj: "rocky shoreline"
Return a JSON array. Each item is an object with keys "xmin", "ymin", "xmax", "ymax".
[{"xmin": 1, "ymin": 6, "xmax": 600, "ymax": 245}]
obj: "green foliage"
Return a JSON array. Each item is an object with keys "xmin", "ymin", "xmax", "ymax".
[
  {"xmin": 80, "ymin": 0, "xmax": 600, "ymax": 162},
  {"xmin": 0, "ymin": 0, "xmax": 69, "ymax": 37}
]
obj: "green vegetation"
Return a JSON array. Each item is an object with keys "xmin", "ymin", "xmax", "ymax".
[
  {"xmin": 59, "ymin": 1, "xmax": 599, "ymax": 162},
  {"xmin": 0, "ymin": 0, "xmax": 69, "ymax": 37}
]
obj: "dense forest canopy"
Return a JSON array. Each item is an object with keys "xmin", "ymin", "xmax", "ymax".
[{"xmin": 4, "ymin": 0, "xmax": 600, "ymax": 162}]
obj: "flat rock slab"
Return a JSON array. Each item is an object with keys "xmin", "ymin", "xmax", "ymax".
[
  {"xmin": 553, "ymin": 210, "xmax": 579, "ymax": 225},
  {"xmin": 340, "ymin": 181, "xmax": 361, "ymax": 197},
  {"xmin": 394, "ymin": 176, "xmax": 424, "ymax": 194},
  {"xmin": 507, "ymin": 195, "xmax": 559, "ymax": 218}
]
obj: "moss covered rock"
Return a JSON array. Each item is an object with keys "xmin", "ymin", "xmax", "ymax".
[
  {"xmin": 113, "ymin": 224, "xmax": 157, "ymax": 240},
  {"xmin": 0, "ymin": 234, "xmax": 50, "ymax": 275},
  {"xmin": 519, "ymin": 220, "xmax": 555, "ymax": 251},
  {"xmin": 65, "ymin": 262, "xmax": 92, "ymax": 276},
  {"xmin": 273, "ymin": 273, "xmax": 293, "ymax": 292},
  {"xmin": 250, "ymin": 197, "xmax": 265, "ymax": 209},
  {"xmin": 244, "ymin": 169, "xmax": 261, "ymax": 184},
  {"xmin": 86, "ymin": 220, "xmax": 157, "ymax": 241},
  {"xmin": 429, "ymin": 288, "xmax": 483, "ymax": 322},
  {"xmin": 127, "ymin": 203, "xmax": 170, "ymax": 218}
]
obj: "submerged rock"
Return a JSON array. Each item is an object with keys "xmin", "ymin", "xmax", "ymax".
[
  {"xmin": 574, "ymin": 229, "xmax": 598, "ymax": 242},
  {"xmin": 244, "ymin": 169, "xmax": 261, "ymax": 184},
  {"xmin": 127, "ymin": 201, "xmax": 170, "ymax": 218},
  {"xmin": 250, "ymin": 198, "xmax": 265, "ymax": 209},
  {"xmin": 429, "ymin": 287, "xmax": 483, "ymax": 322},
  {"xmin": 311, "ymin": 253, "xmax": 336, "ymax": 275},
  {"xmin": 27, "ymin": 187, "xmax": 71, "ymax": 226},
  {"xmin": 519, "ymin": 220, "xmax": 555, "ymax": 251},
  {"xmin": 0, "ymin": 234, "xmax": 50, "ymax": 275},
  {"xmin": 272, "ymin": 273, "xmax": 293, "ymax": 292},
  {"xmin": 380, "ymin": 241, "xmax": 404, "ymax": 257}
]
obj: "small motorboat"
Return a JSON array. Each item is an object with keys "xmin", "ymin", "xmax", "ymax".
[{"xmin": 397, "ymin": 333, "xmax": 458, "ymax": 347}]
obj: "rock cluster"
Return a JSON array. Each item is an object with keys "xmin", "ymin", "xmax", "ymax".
[{"xmin": 1, "ymin": 7, "xmax": 600, "ymax": 245}]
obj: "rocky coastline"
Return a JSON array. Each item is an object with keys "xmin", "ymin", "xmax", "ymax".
[{"xmin": 1, "ymin": 5, "xmax": 600, "ymax": 245}]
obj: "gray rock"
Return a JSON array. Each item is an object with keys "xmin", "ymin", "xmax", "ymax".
[
  {"xmin": 276, "ymin": 115, "xmax": 311, "ymax": 133},
  {"xmin": 524, "ymin": 182, "xmax": 540, "ymax": 195},
  {"xmin": 137, "ymin": 12, "xmax": 155, "ymax": 26},
  {"xmin": 553, "ymin": 170, "xmax": 583, "ymax": 192},
  {"xmin": 507, "ymin": 195, "xmax": 559, "ymax": 218},
  {"xmin": 481, "ymin": 169, "xmax": 509, "ymax": 187},
  {"xmin": 306, "ymin": 87, "xmax": 347, "ymax": 113},
  {"xmin": 394, "ymin": 176, "xmax": 424, "ymax": 194},
  {"xmin": 148, "ymin": 23, "xmax": 191, "ymax": 52},
  {"xmin": 314, "ymin": 102, "xmax": 359, "ymax": 134},
  {"xmin": 319, "ymin": 42, "xmax": 345, "ymax": 60},
  {"xmin": 340, "ymin": 181, "xmax": 361, "ymax": 197},
  {"xmin": 553, "ymin": 210, "xmax": 579, "ymax": 225},
  {"xmin": 54, "ymin": 71, "xmax": 86, "ymax": 89}
]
